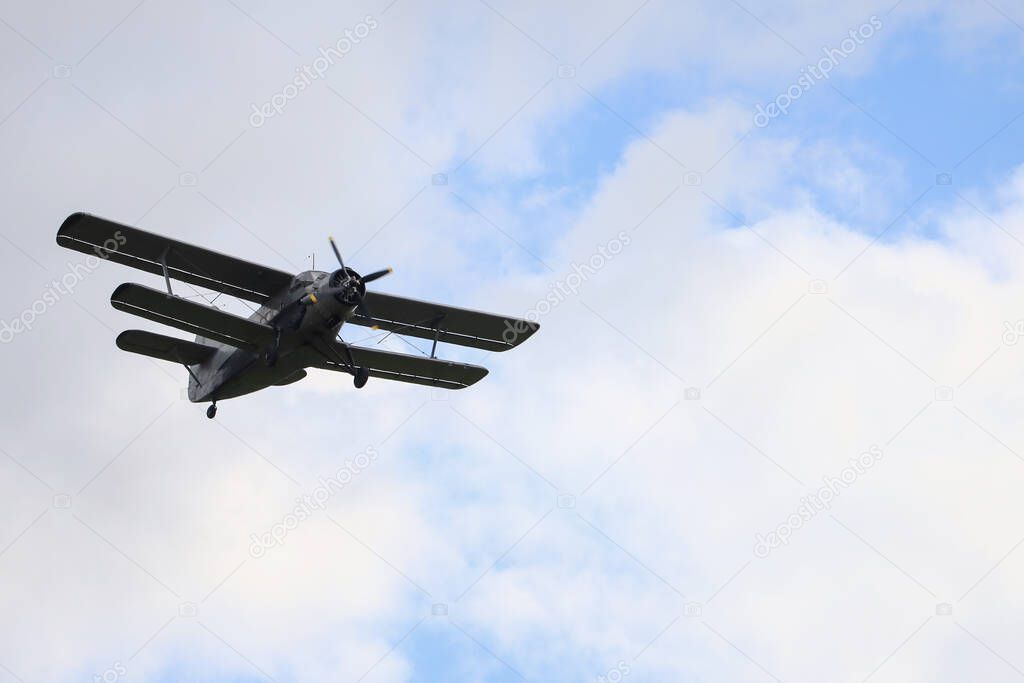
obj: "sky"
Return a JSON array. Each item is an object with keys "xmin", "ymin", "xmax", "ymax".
[{"xmin": 3, "ymin": 0, "xmax": 1024, "ymax": 681}]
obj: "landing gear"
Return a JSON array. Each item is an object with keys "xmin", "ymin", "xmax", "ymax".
[
  {"xmin": 315, "ymin": 336, "xmax": 367, "ymax": 388},
  {"xmin": 206, "ymin": 402, "xmax": 218, "ymax": 419}
]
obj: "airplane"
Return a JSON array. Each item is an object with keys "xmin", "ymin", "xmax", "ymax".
[{"xmin": 56, "ymin": 213, "xmax": 539, "ymax": 419}]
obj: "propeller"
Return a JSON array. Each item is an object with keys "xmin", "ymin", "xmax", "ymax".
[
  {"xmin": 328, "ymin": 236, "xmax": 345, "ymax": 272},
  {"xmin": 362, "ymin": 268, "xmax": 393, "ymax": 283},
  {"xmin": 321, "ymin": 237, "xmax": 392, "ymax": 319}
]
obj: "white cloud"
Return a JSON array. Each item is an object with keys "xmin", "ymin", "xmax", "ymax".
[{"xmin": 440, "ymin": 101, "xmax": 1024, "ymax": 681}]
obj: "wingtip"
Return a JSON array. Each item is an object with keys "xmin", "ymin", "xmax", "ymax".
[
  {"xmin": 446, "ymin": 362, "xmax": 489, "ymax": 390},
  {"xmin": 109, "ymin": 282, "xmax": 136, "ymax": 303},
  {"xmin": 497, "ymin": 319, "xmax": 540, "ymax": 351},
  {"xmin": 56, "ymin": 212, "xmax": 89, "ymax": 242},
  {"xmin": 114, "ymin": 329, "xmax": 132, "ymax": 350}
]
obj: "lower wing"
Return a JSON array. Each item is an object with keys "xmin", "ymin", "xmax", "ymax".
[{"xmin": 300, "ymin": 339, "xmax": 488, "ymax": 390}]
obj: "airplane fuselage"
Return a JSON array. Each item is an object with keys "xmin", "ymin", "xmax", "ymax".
[{"xmin": 187, "ymin": 270, "xmax": 360, "ymax": 403}]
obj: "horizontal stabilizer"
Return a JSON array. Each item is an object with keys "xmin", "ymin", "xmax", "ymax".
[
  {"xmin": 111, "ymin": 283, "xmax": 275, "ymax": 350},
  {"xmin": 301, "ymin": 341, "xmax": 488, "ymax": 390},
  {"xmin": 116, "ymin": 330, "xmax": 217, "ymax": 365}
]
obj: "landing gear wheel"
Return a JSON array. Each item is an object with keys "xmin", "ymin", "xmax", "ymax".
[
  {"xmin": 206, "ymin": 403, "xmax": 218, "ymax": 419},
  {"xmin": 354, "ymin": 367, "xmax": 369, "ymax": 389}
]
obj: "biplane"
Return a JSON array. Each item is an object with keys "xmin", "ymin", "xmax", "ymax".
[{"xmin": 56, "ymin": 213, "xmax": 538, "ymax": 418}]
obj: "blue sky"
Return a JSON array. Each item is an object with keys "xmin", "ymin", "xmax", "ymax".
[{"xmin": 444, "ymin": 6, "xmax": 1024, "ymax": 278}]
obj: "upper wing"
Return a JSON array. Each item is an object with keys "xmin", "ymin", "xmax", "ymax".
[
  {"xmin": 348, "ymin": 292, "xmax": 538, "ymax": 352},
  {"xmin": 116, "ymin": 329, "xmax": 218, "ymax": 365},
  {"xmin": 57, "ymin": 213, "xmax": 294, "ymax": 303},
  {"xmin": 111, "ymin": 283, "xmax": 276, "ymax": 350},
  {"xmin": 302, "ymin": 340, "xmax": 489, "ymax": 390}
]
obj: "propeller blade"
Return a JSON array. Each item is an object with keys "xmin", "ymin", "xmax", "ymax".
[
  {"xmin": 328, "ymin": 236, "xmax": 345, "ymax": 270},
  {"xmin": 356, "ymin": 297, "xmax": 372, "ymax": 319},
  {"xmin": 362, "ymin": 267, "xmax": 393, "ymax": 283}
]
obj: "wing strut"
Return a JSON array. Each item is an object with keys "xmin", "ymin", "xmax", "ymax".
[
  {"xmin": 430, "ymin": 314, "xmax": 446, "ymax": 359},
  {"xmin": 163, "ymin": 331, "xmax": 202, "ymax": 386},
  {"xmin": 159, "ymin": 246, "xmax": 173, "ymax": 295},
  {"xmin": 179, "ymin": 358, "xmax": 202, "ymax": 386},
  {"xmin": 314, "ymin": 336, "xmax": 355, "ymax": 374}
]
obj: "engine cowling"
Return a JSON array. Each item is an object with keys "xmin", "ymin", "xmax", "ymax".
[{"xmin": 327, "ymin": 267, "xmax": 366, "ymax": 307}]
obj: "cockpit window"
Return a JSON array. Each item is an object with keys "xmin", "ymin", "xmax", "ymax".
[{"xmin": 290, "ymin": 271, "xmax": 317, "ymax": 290}]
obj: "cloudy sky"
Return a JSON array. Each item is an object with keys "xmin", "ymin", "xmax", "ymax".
[{"xmin": 3, "ymin": 0, "xmax": 1024, "ymax": 681}]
